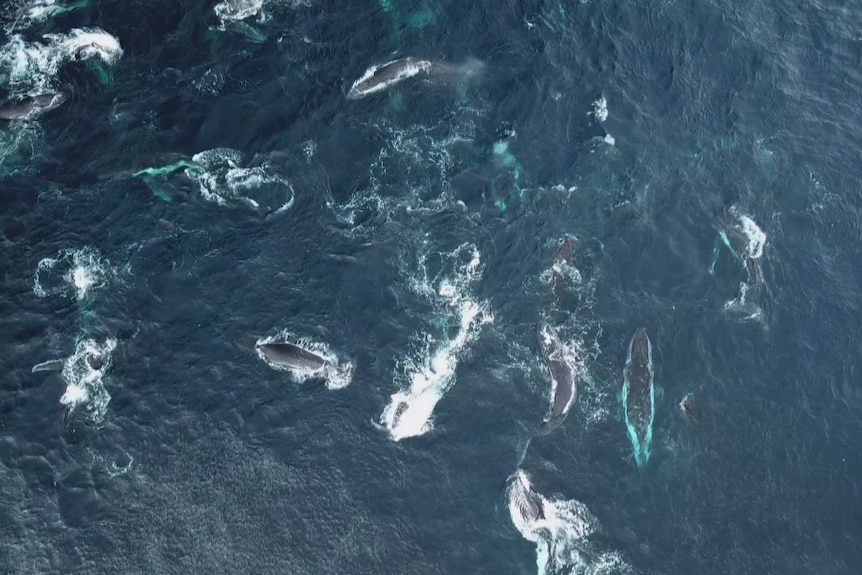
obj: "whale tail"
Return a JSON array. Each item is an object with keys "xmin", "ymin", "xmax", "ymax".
[
  {"xmin": 432, "ymin": 57, "xmax": 486, "ymax": 82},
  {"xmin": 515, "ymin": 421, "xmax": 534, "ymax": 467},
  {"xmin": 533, "ymin": 417, "xmax": 560, "ymax": 438}
]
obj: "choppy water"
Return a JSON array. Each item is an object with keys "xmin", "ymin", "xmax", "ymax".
[{"xmin": 2, "ymin": 1, "xmax": 862, "ymax": 573}]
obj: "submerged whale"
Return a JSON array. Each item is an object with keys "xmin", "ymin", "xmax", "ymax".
[
  {"xmin": 0, "ymin": 93, "xmax": 66, "ymax": 121},
  {"xmin": 14, "ymin": 0, "xmax": 88, "ymax": 23},
  {"xmin": 679, "ymin": 394, "xmax": 704, "ymax": 422},
  {"xmin": 622, "ymin": 328, "xmax": 655, "ymax": 467},
  {"xmin": 550, "ymin": 236, "xmax": 581, "ymax": 297},
  {"xmin": 256, "ymin": 341, "xmax": 329, "ymax": 373},
  {"xmin": 347, "ymin": 57, "xmax": 433, "ymax": 99},
  {"xmin": 712, "ymin": 206, "xmax": 767, "ymax": 318},
  {"xmin": 536, "ymin": 324, "xmax": 577, "ymax": 435}
]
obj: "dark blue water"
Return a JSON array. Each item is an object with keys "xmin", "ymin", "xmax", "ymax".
[{"xmin": 2, "ymin": 0, "xmax": 862, "ymax": 573}]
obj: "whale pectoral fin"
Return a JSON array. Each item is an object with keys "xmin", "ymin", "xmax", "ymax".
[
  {"xmin": 388, "ymin": 90, "xmax": 406, "ymax": 112},
  {"xmin": 708, "ymin": 237, "xmax": 722, "ymax": 275},
  {"xmin": 515, "ymin": 425, "xmax": 533, "ymax": 467},
  {"xmin": 138, "ymin": 176, "xmax": 173, "ymax": 202},
  {"xmin": 32, "ymin": 359, "xmax": 65, "ymax": 373},
  {"xmin": 235, "ymin": 22, "xmax": 267, "ymax": 44},
  {"xmin": 85, "ymin": 62, "xmax": 108, "ymax": 84}
]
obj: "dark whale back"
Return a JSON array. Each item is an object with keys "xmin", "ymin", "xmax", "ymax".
[
  {"xmin": 623, "ymin": 327, "xmax": 655, "ymax": 466},
  {"xmin": 256, "ymin": 342, "xmax": 328, "ymax": 372},
  {"xmin": 354, "ymin": 59, "xmax": 412, "ymax": 91},
  {"xmin": 554, "ymin": 237, "xmax": 573, "ymax": 266},
  {"xmin": 627, "ymin": 328, "xmax": 651, "ymax": 391},
  {"xmin": 348, "ymin": 57, "xmax": 432, "ymax": 98},
  {"xmin": 0, "ymin": 93, "xmax": 65, "ymax": 120},
  {"xmin": 537, "ymin": 326, "xmax": 577, "ymax": 434}
]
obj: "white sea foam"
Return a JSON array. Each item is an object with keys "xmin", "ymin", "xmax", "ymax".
[
  {"xmin": 6, "ymin": 0, "xmax": 89, "ymax": 31},
  {"xmin": 46, "ymin": 28, "xmax": 124, "ymax": 65},
  {"xmin": 33, "ymin": 247, "xmax": 111, "ymax": 300},
  {"xmin": 508, "ymin": 469, "xmax": 631, "ymax": 575},
  {"xmin": 256, "ymin": 331, "xmax": 354, "ymax": 390},
  {"xmin": 737, "ymin": 214, "xmax": 766, "ymax": 259},
  {"xmin": 186, "ymin": 148, "xmax": 296, "ymax": 213},
  {"xmin": 539, "ymin": 236, "xmax": 583, "ymax": 289},
  {"xmin": 381, "ymin": 298, "xmax": 491, "ymax": 440},
  {"xmin": 721, "ymin": 207, "xmax": 767, "ymax": 260},
  {"xmin": 0, "ymin": 34, "xmax": 60, "ymax": 90},
  {"xmin": 723, "ymin": 280, "xmax": 763, "ymax": 321},
  {"xmin": 57, "ymin": 337, "xmax": 117, "ymax": 424},
  {"xmin": 591, "ymin": 96, "xmax": 608, "ymax": 122},
  {"xmin": 373, "ymin": 120, "xmax": 475, "ymax": 201},
  {"xmin": 718, "ymin": 207, "xmax": 767, "ymax": 320},
  {"xmin": 214, "ymin": 0, "xmax": 263, "ymax": 21},
  {"xmin": 328, "ymin": 104, "xmax": 487, "ymax": 234},
  {"xmin": 380, "ymin": 243, "xmax": 492, "ymax": 441},
  {"xmin": 0, "ymin": 28, "xmax": 121, "ymax": 95}
]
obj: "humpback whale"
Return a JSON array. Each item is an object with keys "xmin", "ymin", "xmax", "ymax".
[
  {"xmin": 256, "ymin": 341, "xmax": 330, "ymax": 373},
  {"xmin": 711, "ymin": 206, "xmax": 767, "ymax": 319},
  {"xmin": 0, "ymin": 93, "xmax": 66, "ymax": 121},
  {"xmin": 506, "ymin": 470, "xmax": 546, "ymax": 539},
  {"xmin": 254, "ymin": 335, "xmax": 355, "ymax": 390},
  {"xmin": 347, "ymin": 57, "xmax": 433, "ymax": 99},
  {"xmin": 536, "ymin": 324, "xmax": 577, "ymax": 435},
  {"xmin": 622, "ymin": 328, "xmax": 655, "ymax": 467}
]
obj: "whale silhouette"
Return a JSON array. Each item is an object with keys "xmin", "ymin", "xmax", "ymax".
[
  {"xmin": 622, "ymin": 328, "xmax": 655, "ymax": 467},
  {"xmin": 255, "ymin": 341, "xmax": 329, "ymax": 373},
  {"xmin": 536, "ymin": 324, "xmax": 577, "ymax": 435}
]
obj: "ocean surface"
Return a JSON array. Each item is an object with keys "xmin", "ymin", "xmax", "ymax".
[{"xmin": 1, "ymin": 0, "xmax": 861, "ymax": 573}]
